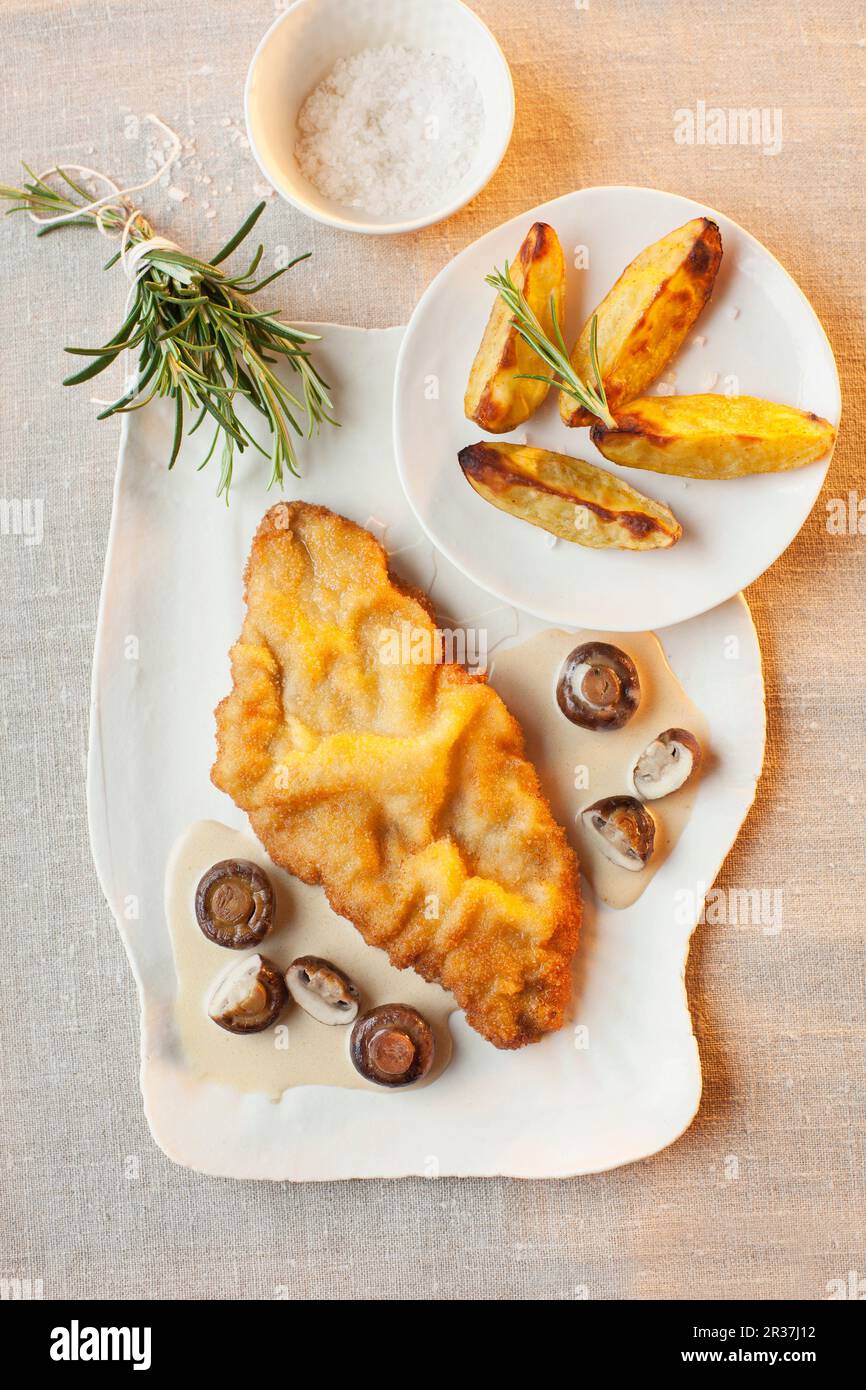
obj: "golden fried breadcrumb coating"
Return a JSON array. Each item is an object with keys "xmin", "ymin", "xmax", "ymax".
[{"xmin": 212, "ymin": 503, "xmax": 580, "ymax": 1049}]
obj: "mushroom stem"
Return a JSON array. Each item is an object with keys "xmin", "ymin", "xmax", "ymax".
[
  {"xmin": 557, "ymin": 643, "xmax": 641, "ymax": 731},
  {"xmin": 350, "ymin": 1005, "xmax": 435, "ymax": 1087}
]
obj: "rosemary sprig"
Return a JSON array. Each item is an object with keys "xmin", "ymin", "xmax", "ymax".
[
  {"xmin": 485, "ymin": 262, "xmax": 615, "ymax": 428},
  {"xmin": 0, "ymin": 168, "xmax": 337, "ymax": 498}
]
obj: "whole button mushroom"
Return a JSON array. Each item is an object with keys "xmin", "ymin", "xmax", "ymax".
[
  {"xmin": 581, "ymin": 795, "xmax": 655, "ymax": 872},
  {"xmin": 350, "ymin": 1004, "xmax": 435, "ymax": 1087},
  {"xmin": 286, "ymin": 956, "xmax": 360, "ymax": 1025},
  {"xmin": 632, "ymin": 728, "xmax": 702, "ymax": 800},
  {"xmin": 557, "ymin": 642, "xmax": 641, "ymax": 731},
  {"xmin": 208, "ymin": 954, "xmax": 287, "ymax": 1034},
  {"xmin": 195, "ymin": 859, "xmax": 274, "ymax": 949}
]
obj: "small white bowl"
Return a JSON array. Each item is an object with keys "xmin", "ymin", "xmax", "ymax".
[{"xmin": 244, "ymin": 0, "xmax": 515, "ymax": 235}]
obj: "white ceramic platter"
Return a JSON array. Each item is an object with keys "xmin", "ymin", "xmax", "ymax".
[
  {"xmin": 87, "ymin": 325, "xmax": 765, "ymax": 1180},
  {"xmin": 393, "ymin": 185, "xmax": 840, "ymax": 631}
]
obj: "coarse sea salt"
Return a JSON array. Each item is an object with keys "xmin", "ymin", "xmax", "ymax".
[{"xmin": 295, "ymin": 44, "xmax": 484, "ymax": 218}]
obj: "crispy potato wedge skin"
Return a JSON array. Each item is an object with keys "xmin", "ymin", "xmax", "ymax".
[
  {"xmin": 590, "ymin": 394, "xmax": 836, "ymax": 479},
  {"xmin": 465, "ymin": 222, "xmax": 566, "ymax": 433},
  {"xmin": 458, "ymin": 441, "xmax": 682, "ymax": 550},
  {"xmin": 561, "ymin": 217, "xmax": 722, "ymax": 427}
]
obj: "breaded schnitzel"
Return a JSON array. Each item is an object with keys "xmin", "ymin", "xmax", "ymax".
[{"xmin": 212, "ymin": 503, "xmax": 580, "ymax": 1049}]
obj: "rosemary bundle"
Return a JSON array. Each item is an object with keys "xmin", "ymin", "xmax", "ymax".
[
  {"xmin": 486, "ymin": 263, "xmax": 615, "ymax": 428},
  {"xmin": 1, "ymin": 161, "xmax": 336, "ymax": 498}
]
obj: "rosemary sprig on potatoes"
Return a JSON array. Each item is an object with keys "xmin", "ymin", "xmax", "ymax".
[
  {"xmin": 1, "ymin": 169, "xmax": 336, "ymax": 498},
  {"xmin": 486, "ymin": 262, "xmax": 616, "ymax": 428}
]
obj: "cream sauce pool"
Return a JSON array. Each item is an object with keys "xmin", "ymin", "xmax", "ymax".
[
  {"xmin": 167, "ymin": 629, "xmax": 707, "ymax": 1094},
  {"xmin": 165, "ymin": 820, "xmax": 455, "ymax": 1098},
  {"xmin": 491, "ymin": 629, "xmax": 709, "ymax": 910}
]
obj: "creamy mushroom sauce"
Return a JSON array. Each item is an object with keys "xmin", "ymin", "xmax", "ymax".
[
  {"xmin": 491, "ymin": 629, "xmax": 709, "ymax": 910},
  {"xmin": 165, "ymin": 820, "xmax": 454, "ymax": 1098},
  {"xmin": 167, "ymin": 631, "xmax": 705, "ymax": 1091}
]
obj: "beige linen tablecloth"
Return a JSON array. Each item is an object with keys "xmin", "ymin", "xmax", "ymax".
[{"xmin": 1, "ymin": 0, "xmax": 863, "ymax": 1300}]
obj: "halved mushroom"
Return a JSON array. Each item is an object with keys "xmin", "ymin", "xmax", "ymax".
[
  {"xmin": 632, "ymin": 728, "xmax": 702, "ymax": 800},
  {"xmin": 195, "ymin": 859, "xmax": 274, "ymax": 949},
  {"xmin": 286, "ymin": 956, "xmax": 360, "ymax": 1025},
  {"xmin": 557, "ymin": 642, "xmax": 641, "ymax": 730},
  {"xmin": 581, "ymin": 795, "xmax": 655, "ymax": 872},
  {"xmin": 350, "ymin": 1004, "xmax": 435, "ymax": 1087},
  {"xmin": 208, "ymin": 954, "xmax": 287, "ymax": 1034}
]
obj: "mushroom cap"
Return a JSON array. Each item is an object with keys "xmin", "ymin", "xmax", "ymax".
[
  {"xmin": 195, "ymin": 859, "xmax": 274, "ymax": 949},
  {"xmin": 285, "ymin": 956, "xmax": 360, "ymax": 1025},
  {"xmin": 632, "ymin": 728, "xmax": 702, "ymax": 801},
  {"xmin": 581, "ymin": 795, "xmax": 655, "ymax": 872},
  {"xmin": 208, "ymin": 954, "xmax": 287, "ymax": 1034},
  {"xmin": 350, "ymin": 1004, "xmax": 435, "ymax": 1087},
  {"xmin": 557, "ymin": 642, "xmax": 641, "ymax": 731}
]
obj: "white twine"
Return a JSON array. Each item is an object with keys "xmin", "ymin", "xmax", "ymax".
[
  {"xmin": 28, "ymin": 113, "xmax": 183, "ymax": 280},
  {"xmin": 30, "ymin": 115, "xmax": 189, "ymax": 407},
  {"xmin": 121, "ymin": 233, "xmax": 183, "ymax": 281}
]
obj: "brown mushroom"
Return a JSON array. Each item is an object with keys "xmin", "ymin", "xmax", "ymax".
[
  {"xmin": 195, "ymin": 859, "xmax": 274, "ymax": 949},
  {"xmin": 581, "ymin": 795, "xmax": 655, "ymax": 871},
  {"xmin": 557, "ymin": 642, "xmax": 641, "ymax": 730},
  {"xmin": 286, "ymin": 956, "xmax": 360, "ymax": 1025},
  {"xmin": 350, "ymin": 1004, "xmax": 435, "ymax": 1087},
  {"xmin": 632, "ymin": 728, "xmax": 702, "ymax": 800},
  {"xmin": 208, "ymin": 954, "xmax": 287, "ymax": 1034}
]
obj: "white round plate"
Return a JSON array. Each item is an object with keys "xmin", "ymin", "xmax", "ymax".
[{"xmin": 393, "ymin": 185, "xmax": 840, "ymax": 630}]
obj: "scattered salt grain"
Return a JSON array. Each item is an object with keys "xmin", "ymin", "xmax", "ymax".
[
  {"xmin": 295, "ymin": 44, "xmax": 484, "ymax": 218},
  {"xmin": 220, "ymin": 116, "xmax": 250, "ymax": 150},
  {"xmin": 729, "ymin": 305, "xmax": 740, "ymax": 319},
  {"xmin": 691, "ymin": 334, "xmax": 707, "ymax": 347},
  {"xmin": 702, "ymin": 370, "xmax": 719, "ymax": 390}
]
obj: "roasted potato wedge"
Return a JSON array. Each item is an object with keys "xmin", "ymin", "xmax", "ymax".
[
  {"xmin": 561, "ymin": 218, "xmax": 722, "ymax": 427},
  {"xmin": 458, "ymin": 441, "xmax": 682, "ymax": 550},
  {"xmin": 590, "ymin": 394, "xmax": 836, "ymax": 479},
  {"xmin": 465, "ymin": 222, "xmax": 566, "ymax": 433}
]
